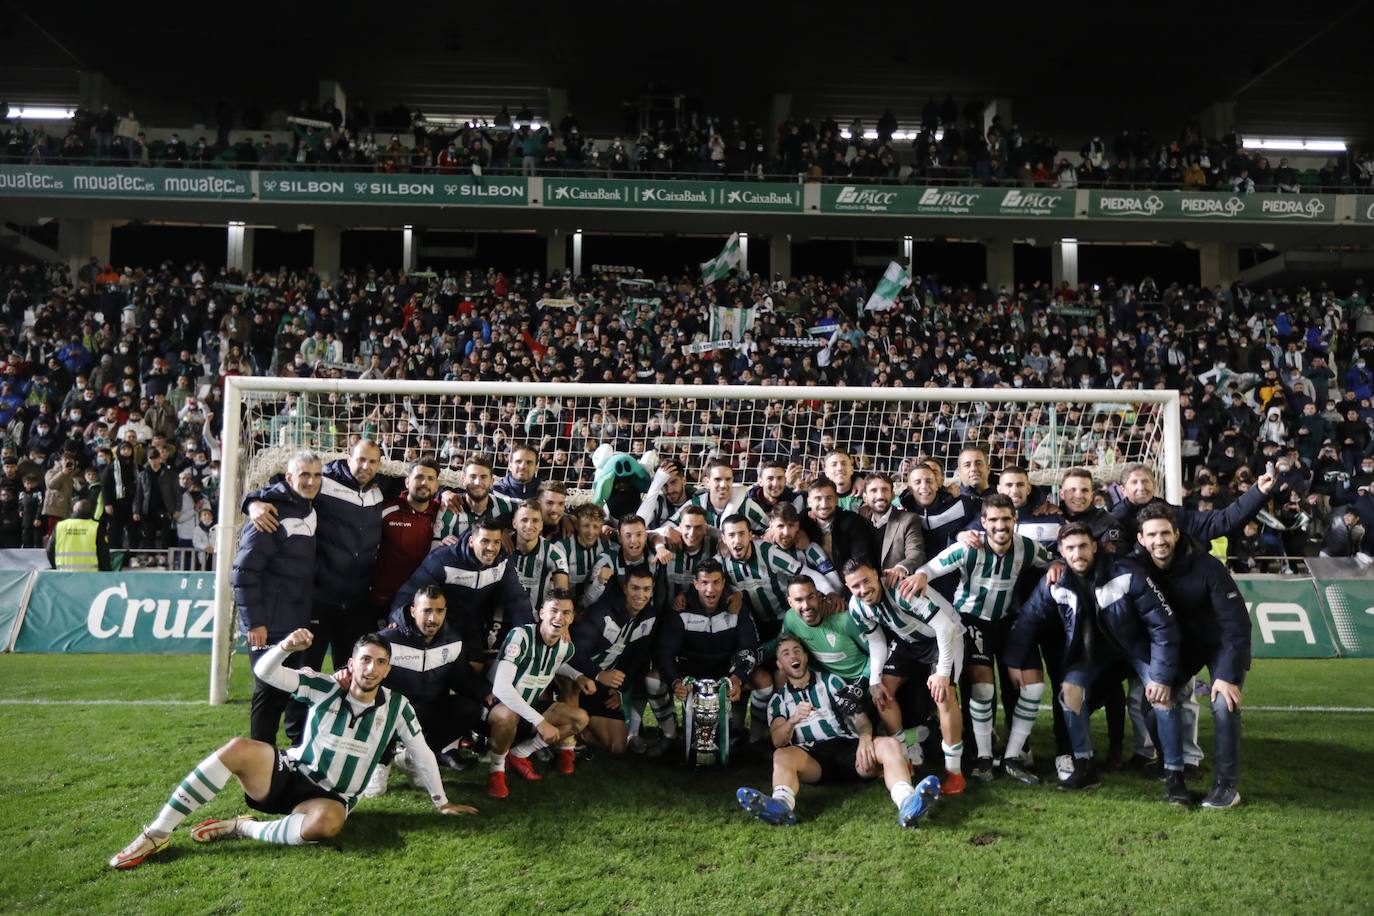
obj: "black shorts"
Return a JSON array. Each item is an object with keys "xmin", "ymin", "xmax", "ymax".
[
  {"xmin": 485, "ymin": 692, "xmax": 553, "ymax": 742},
  {"xmin": 963, "ymin": 618, "xmax": 1013, "ymax": 670},
  {"xmin": 581, "ymin": 685, "xmax": 626, "ymax": 722},
  {"xmin": 801, "ymin": 737, "xmax": 867, "ymax": 783},
  {"xmin": 246, "ymin": 750, "xmax": 347, "ymax": 816},
  {"xmin": 881, "ymin": 636, "xmax": 940, "ymax": 680}
]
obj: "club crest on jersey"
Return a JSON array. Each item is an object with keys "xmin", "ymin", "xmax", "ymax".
[{"xmin": 826, "ymin": 633, "xmax": 838, "ymax": 647}]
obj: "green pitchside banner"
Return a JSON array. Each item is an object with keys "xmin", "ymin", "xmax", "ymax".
[
  {"xmin": 820, "ymin": 184, "xmax": 1075, "ymax": 217},
  {"xmin": 1089, "ymin": 190, "xmax": 1338, "ymax": 223},
  {"xmin": 13, "ymin": 572, "xmax": 217, "ymax": 653},
  {"xmin": 1356, "ymin": 197, "xmax": 1374, "ymax": 224},
  {"xmin": 541, "ymin": 178, "xmax": 803, "ymax": 212},
  {"xmin": 1235, "ymin": 576, "xmax": 1339, "ymax": 659},
  {"xmin": 1309, "ymin": 579, "xmax": 1374, "ymax": 658},
  {"xmin": 258, "ymin": 173, "xmax": 528, "ymax": 205},
  {"xmin": 0, "ymin": 165, "xmax": 250, "ymax": 200},
  {"xmin": 0, "ymin": 571, "xmax": 32, "ymax": 650}
]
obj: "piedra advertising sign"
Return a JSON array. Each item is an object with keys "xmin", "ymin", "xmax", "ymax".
[{"xmin": 1090, "ymin": 191, "xmax": 1336, "ymax": 222}]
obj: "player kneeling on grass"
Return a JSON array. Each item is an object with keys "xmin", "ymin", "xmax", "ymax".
[
  {"xmin": 485, "ymin": 590, "xmax": 595, "ymax": 799},
  {"xmin": 843, "ymin": 559, "xmax": 966, "ymax": 796},
  {"xmin": 736, "ymin": 637, "xmax": 941, "ymax": 829},
  {"xmin": 109, "ymin": 629, "xmax": 475, "ymax": 870},
  {"xmin": 1004, "ymin": 523, "xmax": 1188, "ymax": 803}
]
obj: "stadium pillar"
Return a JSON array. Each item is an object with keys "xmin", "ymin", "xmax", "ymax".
[
  {"xmin": 402, "ymin": 225, "xmax": 417, "ymax": 273},
  {"xmin": 769, "ymin": 234, "xmax": 792, "ymax": 279},
  {"xmin": 770, "ymin": 94, "xmax": 792, "ymax": 155},
  {"xmin": 983, "ymin": 98, "xmax": 1013, "ymax": 137},
  {"xmin": 546, "ymin": 229, "xmax": 567, "ymax": 275},
  {"xmin": 319, "ymin": 79, "xmax": 347, "ymax": 115},
  {"xmin": 739, "ymin": 233, "xmax": 749, "ymax": 274},
  {"xmin": 572, "ymin": 229, "xmax": 583, "ymax": 276},
  {"xmin": 57, "ymin": 218, "xmax": 112, "ymax": 275},
  {"xmin": 312, "ymin": 224, "xmax": 342, "ymax": 281},
  {"xmin": 902, "ymin": 236, "xmax": 913, "ymax": 275},
  {"xmin": 985, "ymin": 238, "xmax": 1014, "ymax": 293},
  {"xmin": 1052, "ymin": 238, "xmax": 1079, "ymax": 291},
  {"xmin": 547, "ymin": 88, "xmax": 569, "ymax": 131},
  {"xmin": 1196, "ymin": 101, "xmax": 1236, "ymax": 147},
  {"xmin": 226, "ymin": 222, "xmax": 254, "ymax": 273},
  {"xmin": 1199, "ymin": 242, "xmax": 1240, "ymax": 289}
]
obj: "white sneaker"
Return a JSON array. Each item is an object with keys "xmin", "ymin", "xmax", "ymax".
[
  {"xmin": 362, "ymin": 762, "xmax": 390, "ymax": 798},
  {"xmin": 1055, "ymin": 754, "xmax": 1074, "ymax": 783},
  {"xmin": 903, "ymin": 741, "xmax": 924, "ymax": 767},
  {"xmin": 392, "ymin": 747, "xmax": 419, "ymax": 785}
]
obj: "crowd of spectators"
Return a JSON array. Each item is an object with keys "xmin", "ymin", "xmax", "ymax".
[
  {"xmin": 4, "ymin": 95, "xmax": 1371, "ymax": 193},
  {"xmin": 3, "ymin": 254, "xmax": 1374, "ymax": 573}
]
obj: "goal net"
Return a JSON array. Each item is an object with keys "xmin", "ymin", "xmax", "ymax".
[{"xmin": 211, "ymin": 380, "xmax": 1180, "ymax": 702}]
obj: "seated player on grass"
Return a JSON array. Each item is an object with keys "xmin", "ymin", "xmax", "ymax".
[
  {"xmin": 571, "ymin": 565, "xmax": 662, "ymax": 755},
  {"xmin": 485, "ymin": 590, "xmax": 595, "ymax": 799},
  {"xmin": 844, "ymin": 558, "xmax": 966, "ymax": 795},
  {"xmin": 735, "ymin": 636, "xmax": 941, "ymax": 829},
  {"xmin": 109, "ymin": 629, "xmax": 474, "ymax": 870}
]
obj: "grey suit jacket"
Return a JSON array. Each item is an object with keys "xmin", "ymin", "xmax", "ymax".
[{"xmin": 858, "ymin": 506, "xmax": 926, "ymax": 574}]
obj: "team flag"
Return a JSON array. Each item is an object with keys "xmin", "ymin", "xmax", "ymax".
[
  {"xmin": 700, "ymin": 233, "xmax": 743, "ymax": 283},
  {"xmin": 865, "ymin": 261, "xmax": 911, "ymax": 311}
]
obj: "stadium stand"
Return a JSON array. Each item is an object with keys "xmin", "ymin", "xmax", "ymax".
[{"xmin": 1, "ymin": 258, "xmax": 1370, "ymax": 574}]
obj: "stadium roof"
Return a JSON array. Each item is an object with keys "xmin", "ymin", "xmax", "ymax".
[{"xmin": 0, "ymin": 3, "xmax": 1370, "ymax": 142}]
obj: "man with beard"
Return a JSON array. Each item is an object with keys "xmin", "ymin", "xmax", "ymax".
[
  {"xmin": 494, "ymin": 444, "xmax": 542, "ymax": 500},
  {"xmin": 734, "ymin": 636, "xmax": 941, "ymax": 828},
  {"xmin": 372, "ymin": 459, "xmax": 441, "ymax": 615},
  {"xmin": 433, "ymin": 454, "xmax": 517, "ymax": 544}
]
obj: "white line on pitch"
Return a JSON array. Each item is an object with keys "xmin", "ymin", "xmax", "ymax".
[
  {"xmin": 1035, "ymin": 704, "xmax": 1374, "ymax": 713},
  {"xmin": 0, "ymin": 698, "xmax": 202, "ymax": 706}
]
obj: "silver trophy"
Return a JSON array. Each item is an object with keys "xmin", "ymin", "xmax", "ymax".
[{"xmin": 683, "ymin": 677, "xmax": 729, "ymax": 766}]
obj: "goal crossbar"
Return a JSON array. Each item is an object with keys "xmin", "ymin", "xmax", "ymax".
[{"xmin": 211, "ymin": 379, "xmax": 1181, "ymax": 703}]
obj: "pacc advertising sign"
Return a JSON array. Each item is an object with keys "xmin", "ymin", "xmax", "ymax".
[
  {"xmin": 820, "ymin": 185, "xmax": 1073, "ymax": 217},
  {"xmin": 14, "ymin": 572, "xmax": 217, "ymax": 653}
]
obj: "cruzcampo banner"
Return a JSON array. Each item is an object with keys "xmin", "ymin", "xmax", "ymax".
[
  {"xmin": 1089, "ymin": 190, "xmax": 1337, "ymax": 223},
  {"xmin": 13, "ymin": 571, "xmax": 217, "ymax": 653},
  {"xmin": 1310, "ymin": 579, "xmax": 1374, "ymax": 659},
  {"xmin": 0, "ymin": 570, "xmax": 32, "ymax": 651},
  {"xmin": 541, "ymin": 178, "xmax": 802, "ymax": 212},
  {"xmin": 1356, "ymin": 197, "xmax": 1374, "ymax": 224},
  {"xmin": 820, "ymin": 184, "xmax": 1074, "ymax": 217},
  {"xmin": 0, "ymin": 164, "xmax": 251, "ymax": 200},
  {"xmin": 259, "ymin": 172, "xmax": 528, "ymax": 205},
  {"xmin": 1235, "ymin": 576, "xmax": 1338, "ymax": 658}
]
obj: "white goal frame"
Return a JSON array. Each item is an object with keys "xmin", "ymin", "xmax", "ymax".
[{"xmin": 211, "ymin": 379, "xmax": 1180, "ymax": 704}]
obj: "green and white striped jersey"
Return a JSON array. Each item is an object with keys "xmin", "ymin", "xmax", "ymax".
[
  {"xmin": 512, "ymin": 537, "xmax": 569, "ymax": 612},
  {"xmin": 661, "ymin": 534, "xmax": 721, "ymax": 592},
  {"xmin": 671, "ymin": 491, "xmax": 771, "ymax": 531},
  {"xmin": 641, "ymin": 492, "xmax": 689, "ymax": 529},
  {"xmin": 917, "ymin": 535, "xmax": 1053, "ymax": 624},
  {"xmin": 433, "ymin": 492, "xmax": 518, "ymax": 542},
  {"xmin": 848, "ymin": 586, "xmax": 946, "ymax": 647},
  {"xmin": 584, "ymin": 545, "xmax": 660, "ymax": 603},
  {"xmin": 498, "ymin": 623, "xmax": 577, "ymax": 708},
  {"xmin": 768, "ymin": 671, "xmax": 858, "ymax": 747},
  {"xmin": 721, "ymin": 541, "xmax": 803, "ymax": 624},
  {"xmin": 287, "ymin": 673, "xmax": 422, "ymax": 810},
  {"xmin": 557, "ymin": 535, "xmax": 611, "ymax": 588}
]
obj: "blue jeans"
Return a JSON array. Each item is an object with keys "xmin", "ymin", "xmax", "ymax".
[
  {"xmin": 1175, "ymin": 661, "xmax": 1245, "ymax": 785},
  {"xmin": 1062, "ymin": 657, "xmax": 1184, "ymax": 771}
]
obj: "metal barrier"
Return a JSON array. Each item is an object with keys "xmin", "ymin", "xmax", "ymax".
[{"xmin": 117, "ymin": 548, "xmax": 215, "ymax": 571}]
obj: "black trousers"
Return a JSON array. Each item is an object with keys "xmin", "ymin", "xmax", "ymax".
[
  {"xmin": 304, "ymin": 598, "xmax": 383, "ymax": 673},
  {"xmin": 248, "ymin": 644, "xmax": 309, "ymax": 746}
]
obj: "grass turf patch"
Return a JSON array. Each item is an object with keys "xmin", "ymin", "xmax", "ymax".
[{"xmin": 0, "ymin": 657, "xmax": 1370, "ymax": 915}]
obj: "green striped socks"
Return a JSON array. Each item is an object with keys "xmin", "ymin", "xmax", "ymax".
[
  {"xmin": 149, "ymin": 753, "xmax": 231, "ymax": 836},
  {"xmin": 1003, "ymin": 682, "xmax": 1045, "ymax": 761}
]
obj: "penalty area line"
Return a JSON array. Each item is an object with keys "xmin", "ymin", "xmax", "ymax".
[{"xmin": 0, "ymin": 698, "xmax": 204, "ymax": 706}]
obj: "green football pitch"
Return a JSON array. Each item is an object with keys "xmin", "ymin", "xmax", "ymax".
[{"xmin": 1, "ymin": 656, "xmax": 1371, "ymax": 915}]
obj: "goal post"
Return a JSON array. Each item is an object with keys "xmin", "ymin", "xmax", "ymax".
[{"xmin": 210, "ymin": 379, "xmax": 1181, "ymax": 703}]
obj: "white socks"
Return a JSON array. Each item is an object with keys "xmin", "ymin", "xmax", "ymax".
[
  {"xmin": 889, "ymin": 780, "xmax": 915, "ymax": 808},
  {"xmin": 1004, "ymin": 682, "xmax": 1045, "ymax": 761},
  {"xmin": 969, "ymin": 682, "xmax": 996, "ymax": 759},
  {"xmin": 771, "ymin": 785, "xmax": 796, "ymax": 811},
  {"xmin": 239, "ymin": 813, "xmax": 309, "ymax": 845}
]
